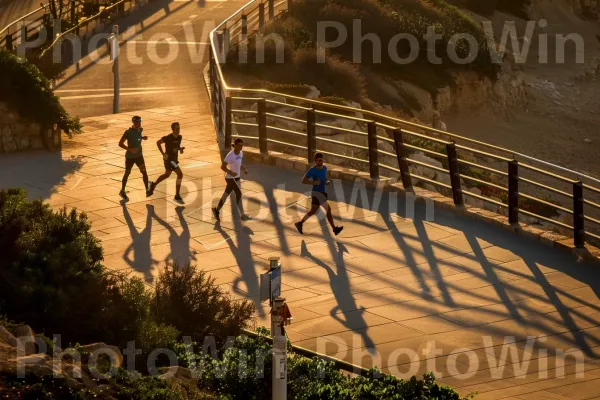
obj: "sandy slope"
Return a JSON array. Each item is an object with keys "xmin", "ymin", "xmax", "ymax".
[{"xmin": 443, "ymin": 0, "xmax": 600, "ymax": 178}]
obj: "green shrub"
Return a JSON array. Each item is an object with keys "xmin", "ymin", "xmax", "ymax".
[
  {"xmin": 0, "ymin": 49, "xmax": 81, "ymax": 136},
  {"xmin": 174, "ymin": 328, "xmax": 473, "ymax": 399},
  {"xmin": 153, "ymin": 262, "xmax": 255, "ymax": 344},
  {"xmin": 0, "ymin": 188, "xmax": 158, "ymax": 348}
]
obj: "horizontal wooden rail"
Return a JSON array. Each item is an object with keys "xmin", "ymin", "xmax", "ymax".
[
  {"xmin": 460, "ymin": 175, "xmax": 507, "ymax": 192},
  {"xmin": 402, "ymin": 143, "xmax": 447, "ymax": 159}
]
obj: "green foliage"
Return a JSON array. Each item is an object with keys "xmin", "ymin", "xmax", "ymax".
[
  {"xmin": 0, "ymin": 49, "xmax": 82, "ymax": 136},
  {"xmin": 173, "ymin": 329, "xmax": 471, "ymax": 399},
  {"xmin": 154, "ymin": 262, "xmax": 255, "ymax": 343},
  {"xmin": 0, "ymin": 188, "xmax": 167, "ymax": 349}
]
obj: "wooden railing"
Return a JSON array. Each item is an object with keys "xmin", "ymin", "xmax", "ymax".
[{"xmin": 208, "ymin": 0, "xmax": 600, "ymax": 249}]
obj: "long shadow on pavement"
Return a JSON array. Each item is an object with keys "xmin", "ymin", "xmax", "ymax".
[
  {"xmin": 152, "ymin": 205, "xmax": 198, "ymax": 266},
  {"xmin": 122, "ymin": 203, "xmax": 159, "ymax": 282},
  {"xmin": 249, "ymin": 158, "xmax": 600, "ymax": 357}
]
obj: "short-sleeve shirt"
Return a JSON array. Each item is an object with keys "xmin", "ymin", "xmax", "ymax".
[
  {"xmin": 224, "ymin": 150, "xmax": 243, "ymax": 179},
  {"xmin": 305, "ymin": 165, "xmax": 327, "ymax": 192},
  {"xmin": 162, "ymin": 133, "xmax": 182, "ymax": 162},
  {"xmin": 123, "ymin": 128, "xmax": 143, "ymax": 159}
]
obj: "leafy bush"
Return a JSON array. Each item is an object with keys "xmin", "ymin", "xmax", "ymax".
[
  {"xmin": 0, "ymin": 188, "xmax": 168, "ymax": 349},
  {"xmin": 0, "ymin": 49, "xmax": 81, "ymax": 136},
  {"xmin": 153, "ymin": 262, "xmax": 255, "ymax": 344},
  {"xmin": 174, "ymin": 327, "xmax": 473, "ymax": 399}
]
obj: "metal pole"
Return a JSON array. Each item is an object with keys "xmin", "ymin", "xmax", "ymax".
[
  {"xmin": 271, "ymin": 297, "xmax": 287, "ymax": 400},
  {"xmin": 225, "ymin": 97, "xmax": 232, "ymax": 149},
  {"xmin": 112, "ymin": 25, "xmax": 120, "ymax": 114}
]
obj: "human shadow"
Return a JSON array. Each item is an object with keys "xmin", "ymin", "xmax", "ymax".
[
  {"xmin": 300, "ymin": 231, "xmax": 377, "ymax": 353},
  {"xmin": 152, "ymin": 205, "xmax": 197, "ymax": 267},
  {"xmin": 214, "ymin": 208, "xmax": 264, "ymax": 315},
  {"xmin": 121, "ymin": 203, "xmax": 159, "ymax": 282}
]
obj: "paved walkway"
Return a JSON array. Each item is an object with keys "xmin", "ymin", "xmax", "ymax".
[{"xmin": 3, "ymin": 102, "xmax": 600, "ymax": 399}]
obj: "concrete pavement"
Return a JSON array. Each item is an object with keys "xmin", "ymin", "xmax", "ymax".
[
  {"xmin": 54, "ymin": 0, "xmax": 246, "ymax": 118},
  {"xmin": 2, "ymin": 100, "xmax": 600, "ymax": 399}
]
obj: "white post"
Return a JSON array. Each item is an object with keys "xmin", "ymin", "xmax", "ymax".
[
  {"xmin": 112, "ymin": 25, "xmax": 120, "ymax": 114},
  {"xmin": 271, "ymin": 297, "xmax": 287, "ymax": 400}
]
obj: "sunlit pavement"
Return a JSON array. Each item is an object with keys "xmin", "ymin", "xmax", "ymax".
[{"xmin": 1, "ymin": 99, "xmax": 600, "ymax": 398}]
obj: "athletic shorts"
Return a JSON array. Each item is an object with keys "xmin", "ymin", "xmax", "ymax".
[
  {"xmin": 125, "ymin": 156, "xmax": 145, "ymax": 170},
  {"xmin": 311, "ymin": 191, "xmax": 328, "ymax": 206},
  {"xmin": 164, "ymin": 159, "xmax": 180, "ymax": 171}
]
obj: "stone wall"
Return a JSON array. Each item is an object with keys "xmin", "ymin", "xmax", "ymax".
[{"xmin": 0, "ymin": 103, "xmax": 53, "ymax": 153}]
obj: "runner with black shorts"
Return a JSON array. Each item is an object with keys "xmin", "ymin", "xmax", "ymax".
[
  {"xmin": 295, "ymin": 152, "xmax": 343, "ymax": 236},
  {"xmin": 119, "ymin": 115, "xmax": 149, "ymax": 201},
  {"xmin": 148, "ymin": 122, "xmax": 185, "ymax": 203}
]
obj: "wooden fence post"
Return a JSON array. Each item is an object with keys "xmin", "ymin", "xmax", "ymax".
[
  {"xmin": 367, "ymin": 121, "xmax": 379, "ymax": 179},
  {"xmin": 258, "ymin": 98, "xmax": 268, "ymax": 155},
  {"xmin": 446, "ymin": 142, "xmax": 463, "ymax": 206},
  {"xmin": 508, "ymin": 159, "xmax": 519, "ymax": 224},
  {"xmin": 393, "ymin": 129, "xmax": 412, "ymax": 190},
  {"xmin": 573, "ymin": 180, "xmax": 585, "ymax": 248}
]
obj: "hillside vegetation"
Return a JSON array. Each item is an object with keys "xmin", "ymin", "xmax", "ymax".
[{"xmin": 223, "ymin": 0, "xmax": 531, "ymax": 115}]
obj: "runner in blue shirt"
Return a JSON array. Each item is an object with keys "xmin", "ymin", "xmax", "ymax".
[{"xmin": 295, "ymin": 152, "xmax": 343, "ymax": 236}]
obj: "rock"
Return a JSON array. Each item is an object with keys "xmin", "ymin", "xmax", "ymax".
[
  {"xmin": 30, "ymin": 136, "xmax": 44, "ymax": 149},
  {"xmin": 304, "ymin": 85, "xmax": 320, "ymax": 99},
  {"xmin": 79, "ymin": 343, "xmax": 123, "ymax": 368},
  {"xmin": 408, "ymin": 152, "xmax": 441, "ymax": 183},
  {"xmin": 159, "ymin": 366, "xmax": 199, "ymax": 398},
  {"xmin": 17, "ymin": 135, "xmax": 30, "ymax": 150},
  {"xmin": 0, "ymin": 326, "xmax": 18, "ymax": 348},
  {"xmin": 464, "ymin": 187, "xmax": 484, "ymax": 208},
  {"xmin": 14, "ymin": 325, "xmax": 36, "ymax": 356},
  {"xmin": 584, "ymin": 138, "xmax": 592, "ymax": 144}
]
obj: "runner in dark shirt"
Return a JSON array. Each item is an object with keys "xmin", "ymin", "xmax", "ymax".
[
  {"xmin": 118, "ymin": 115, "xmax": 149, "ymax": 201},
  {"xmin": 148, "ymin": 122, "xmax": 185, "ymax": 203}
]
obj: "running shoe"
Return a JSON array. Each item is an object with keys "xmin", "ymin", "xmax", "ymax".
[
  {"xmin": 174, "ymin": 195, "xmax": 184, "ymax": 204},
  {"xmin": 333, "ymin": 226, "xmax": 344, "ymax": 236},
  {"xmin": 119, "ymin": 190, "xmax": 129, "ymax": 201},
  {"xmin": 212, "ymin": 207, "xmax": 220, "ymax": 221},
  {"xmin": 295, "ymin": 221, "xmax": 303, "ymax": 235}
]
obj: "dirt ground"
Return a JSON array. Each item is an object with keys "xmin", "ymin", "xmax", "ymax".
[{"xmin": 443, "ymin": 0, "xmax": 600, "ymax": 179}]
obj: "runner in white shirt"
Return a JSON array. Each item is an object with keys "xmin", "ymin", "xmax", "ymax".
[{"xmin": 212, "ymin": 138, "xmax": 250, "ymax": 221}]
